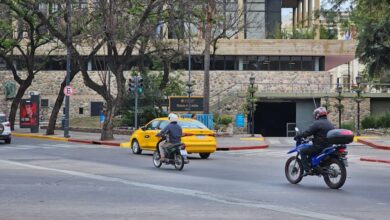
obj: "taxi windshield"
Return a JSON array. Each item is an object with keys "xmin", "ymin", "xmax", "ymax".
[{"xmin": 159, "ymin": 120, "xmax": 208, "ymax": 129}]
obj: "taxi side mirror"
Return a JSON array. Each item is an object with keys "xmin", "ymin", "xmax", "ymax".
[{"xmin": 140, "ymin": 126, "xmax": 146, "ymax": 131}]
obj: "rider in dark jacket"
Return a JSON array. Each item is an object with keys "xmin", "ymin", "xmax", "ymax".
[
  {"xmin": 156, "ymin": 113, "xmax": 182, "ymax": 161},
  {"xmin": 296, "ymin": 107, "xmax": 335, "ymax": 175}
]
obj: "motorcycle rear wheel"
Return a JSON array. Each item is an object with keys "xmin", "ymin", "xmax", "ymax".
[
  {"xmin": 285, "ymin": 156, "xmax": 304, "ymax": 184},
  {"xmin": 323, "ymin": 158, "xmax": 347, "ymax": 189},
  {"xmin": 174, "ymin": 153, "xmax": 184, "ymax": 171},
  {"xmin": 153, "ymin": 151, "xmax": 162, "ymax": 168}
]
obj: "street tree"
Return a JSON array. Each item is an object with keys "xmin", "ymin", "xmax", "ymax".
[
  {"xmin": 31, "ymin": 0, "xmax": 182, "ymax": 140},
  {"xmin": 0, "ymin": 1, "xmax": 56, "ymax": 130},
  {"xmin": 8, "ymin": 0, "xmax": 106, "ymax": 135},
  {"xmin": 323, "ymin": 0, "xmax": 390, "ymax": 83}
]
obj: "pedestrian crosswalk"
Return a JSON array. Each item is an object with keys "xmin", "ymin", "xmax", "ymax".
[{"xmin": 0, "ymin": 143, "xmax": 109, "ymax": 151}]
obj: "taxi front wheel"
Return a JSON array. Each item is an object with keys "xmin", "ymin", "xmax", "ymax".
[
  {"xmin": 132, "ymin": 139, "xmax": 142, "ymax": 154},
  {"xmin": 199, "ymin": 153, "xmax": 210, "ymax": 159}
]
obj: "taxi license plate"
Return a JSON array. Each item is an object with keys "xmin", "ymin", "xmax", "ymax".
[
  {"xmin": 180, "ymin": 150, "xmax": 188, "ymax": 156},
  {"xmin": 196, "ymin": 135, "xmax": 205, "ymax": 139}
]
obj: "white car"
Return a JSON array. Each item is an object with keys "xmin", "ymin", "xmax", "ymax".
[{"xmin": 0, "ymin": 113, "xmax": 11, "ymax": 144}]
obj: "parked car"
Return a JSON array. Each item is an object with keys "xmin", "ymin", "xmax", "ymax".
[
  {"xmin": 0, "ymin": 113, "xmax": 11, "ymax": 144},
  {"xmin": 130, "ymin": 117, "xmax": 216, "ymax": 159}
]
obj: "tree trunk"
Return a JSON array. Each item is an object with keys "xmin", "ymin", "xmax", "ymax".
[
  {"xmin": 46, "ymin": 67, "xmax": 79, "ymax": 135},
  {"xmin": 203, "ymin": 1, "xmax": 214, "ymax": 114},
  {"xmin": 100, "ymin": 100, "xmax": 115, "ymax": 140},
  {"xmin": 45, "ymin": 89, "xmax": 65, "ymax": 135},
  {"xmin": 159, "ymin": 60, "xmax": 170, "ymax": 90},
  {"xmin": 9, "ymin": 77, "xmax": 34, "ymax": 131}
]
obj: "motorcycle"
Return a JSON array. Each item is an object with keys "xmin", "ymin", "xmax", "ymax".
[
  {"xmin": 153, "ymin": 134, "xmax": 189, "ymax": 171},
  {"xmin": 285, "ymin": 128, "xmax": 353, "ymax": 189}
]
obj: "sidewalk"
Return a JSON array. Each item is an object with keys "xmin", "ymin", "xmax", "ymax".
[{"xmin": 12, "ymin": 128, "xmax": 269, "ymax": 151}]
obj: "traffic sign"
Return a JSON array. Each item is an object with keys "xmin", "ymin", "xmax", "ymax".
[{"xmin": 64, "ymin": 85, "xmax": 74, "ymax": 96}]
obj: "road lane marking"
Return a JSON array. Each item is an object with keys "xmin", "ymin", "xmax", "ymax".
[{"xmin": 0, "ymin": 159, "xmax": 356, "ymax": 220}]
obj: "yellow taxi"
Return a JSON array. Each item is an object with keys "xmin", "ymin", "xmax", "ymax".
[{"xmin": 130, "ymin": 117, "xmax": 217, "ymax": 159}]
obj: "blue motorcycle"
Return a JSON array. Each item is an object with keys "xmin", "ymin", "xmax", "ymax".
[{"xmin": 285, "ymin": 128, "xmax": 353, "ymax": 189}]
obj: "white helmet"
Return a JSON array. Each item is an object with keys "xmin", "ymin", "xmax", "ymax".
[
  {"xmin": 168, "ymin": 113, "xmax": 178, "ymax": 122},
  {"xmin": 313, "ymin": 107, "xmax": 327, "ymax": 120}
]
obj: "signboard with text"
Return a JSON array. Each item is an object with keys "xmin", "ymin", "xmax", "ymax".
[{"xmin": 169, "ymin": 96, "xmax": 204, "ymax": 113}]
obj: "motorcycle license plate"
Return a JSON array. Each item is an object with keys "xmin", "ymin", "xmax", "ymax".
[
  {"xmin": 180, "ymin": 150, "xmax": 188, "ymax": 156},
  {"xmin": 342, "ymin": 158, "xmax": 348, "ymax": 167}
]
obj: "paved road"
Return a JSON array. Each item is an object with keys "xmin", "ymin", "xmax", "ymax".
[{"xmin": 0, "ymin": 138, "xmax": 389, "ymax": 220}]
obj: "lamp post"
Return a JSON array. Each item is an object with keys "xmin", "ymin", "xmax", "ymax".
[
  {"xmin": 355, "ymin": 75, "xmax": 363, "ymax": 136},
  {"xmin": 335, "ymin": 85, "xmax": 343, "ymax": 128},
  {"xmin": 249, "ymin": 76, "xmax": 256, "ymax": 137},
  {"xmin": 186, "ymin": 82, "xmax": 193, "ymax": 114},
  {"xmin": 64, "ymin": 0, "xmax": 71, "ymax": 138}
]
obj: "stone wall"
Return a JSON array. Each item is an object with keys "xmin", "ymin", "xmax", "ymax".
[
  {"xmin": 0, "ymin": 70, "xmax": 371, "ymax": 128},
  {"xmin": 321, "ymin": 97, "xmax": 370, "ymax": 129}
]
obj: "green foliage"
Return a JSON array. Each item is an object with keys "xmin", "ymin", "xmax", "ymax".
[
  {"xmin": 377, "ymin": 112, "xmax": 390, "ymax": 128},
  {"xmin": 217, "ymin": 115, "xmax": 233, "ymax": 126},
  {"xmin": 341, "ymin": 122, "xmax": 355, "ymax": 130},
  {"xmin": 279, "ymin": 28, "xmax": 314, "ymax": 39},
  {"xmin": 361, "ymin": 116, "xmax": 378, "ymax": 129},
  {"xmin": 213, "ymin": 114, "xmax": 233, "ymax": 131},
  {"xmin": 323, "ymin": 0, "xmax": 390, "ymax": 82},
  {"xmin": 120, "ymin": 69, "xmax": 186, "ymax": 127},
  {"xmin": 320, "ymin": 25, "xmax": 338, "ymax": 39}
]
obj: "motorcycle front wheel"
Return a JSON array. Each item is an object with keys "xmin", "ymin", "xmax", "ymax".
[
  {"xmin": 285, "ymin": 156, "xmax": 304, "ymax": 184},
  {"xmin": 323, "ymin": 158, "xmax": 347, "ymax": 189},
  {"xmin": 153, "ymin": 151, "xmax": 162, "ymax": 168},
  {"xmin": 174, "ymin": 153, "xmax": 184, "ymax": 171}
]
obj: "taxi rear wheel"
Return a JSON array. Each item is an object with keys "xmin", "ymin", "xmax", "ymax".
[
  {"xmin": 199, "ymin": 153, "xmax": 210, "ymax": 159},
  {"xmin": 131, "ymin": 139, "xmax": 142, "ymax": 154}
]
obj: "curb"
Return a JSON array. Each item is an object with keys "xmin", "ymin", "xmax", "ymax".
[
  {"xmin": 13, "ymin": 133, "xmax": 69, "ymax": 142},
  {"xmin": 68, "ymin": 139, "xmax": 94, "ymax": 144},
  {"xmin": 357, "ymin": 138, "xmax": 390, "ymax": 150},
  {"xmin": 360, "ymin": 157, "xmax": 390, "ymax": 164},
  {"xmin": 216, "ymin": 145, "xmax": 269, "ymax": 151}
]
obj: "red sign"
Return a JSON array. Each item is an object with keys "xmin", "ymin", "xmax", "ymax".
[
  {"xmin": 20, "ymin": 99, "xmax": 38, "ymax": 128},
  {"xmin": 64, "ymin": 85, "xmax": 74, "ymax": 96}
]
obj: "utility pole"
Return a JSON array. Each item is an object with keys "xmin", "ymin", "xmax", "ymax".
[
  {"xmin": 134, "ymin": 77, "xmax": 139, "ymax": 129},
  {"xmin": 64, "ymin": 0, "xmax": 71, "ymax": 138}
]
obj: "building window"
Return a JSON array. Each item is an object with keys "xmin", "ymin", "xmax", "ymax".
[
  {"xmin": 302, "ymin": 56, "xmax": 314, "ymax": 71},
  {"xmin": 290, "ymin": 56, "xmax": 302, "ymax": 71},
  {"xmin": 269, "ymin": 56, "xmax": 279, "ymax": 70},
  {"xmin": 279, "ymin": 56, "xmax": 290, "ymax": 71},
  {"xmin": 225, "ymin": 56, "xmax": 237, "ymax": 70},
  {"xmin": 79, "ymin": 107, "xmax": 84, "ymax": 115},
  {"xmin": 244, "ymin": 0, "xmax": 266, "ymax": 39},
  {"xmin": 41, "ymin": 99, "xmax": 49, "ymax": 107}
]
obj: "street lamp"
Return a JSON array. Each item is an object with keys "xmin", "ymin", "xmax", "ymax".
[
  {"xmin": 249, "ymin": 76, "xmax": 256, "ymax": 137},
  {"xmin": 355, "ymin": 75, "xmax": 363, "ymax": 136},
  {"xmin": 186, "ymin": 82, "xmax": 194, "ymax": 113},
  {"xmin": 335, "ymin": 85, "xmax": 343, "ymax": 128}
]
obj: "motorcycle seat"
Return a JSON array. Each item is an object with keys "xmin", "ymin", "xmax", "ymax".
[{"xmin": 168, "ymin": 143, "xmax": 183, "ymax": 148}]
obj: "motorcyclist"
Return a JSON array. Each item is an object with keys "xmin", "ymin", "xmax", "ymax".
[
  {"xmin": 295, "ymin": 107, "xmax": 335, "ymax": 175},
  {"xmin": 156, "ymin": 113, "xmax": 183, "ymax": 162}
]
